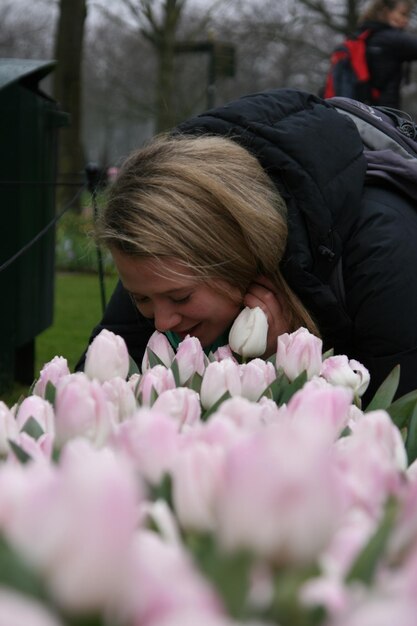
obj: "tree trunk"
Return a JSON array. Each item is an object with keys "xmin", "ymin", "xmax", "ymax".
[{"xmin": 53, "ymin": 0, "xmax": 87, "ymax": 213}]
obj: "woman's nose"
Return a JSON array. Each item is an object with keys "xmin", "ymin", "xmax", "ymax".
[{"xmin": 153, "ymin": 305, "xmax": 182, "ymax": 332}]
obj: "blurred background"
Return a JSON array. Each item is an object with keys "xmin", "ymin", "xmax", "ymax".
[
  {"xmin": 1, "ymin": 0, "xmax": 417, "ymax": 402},
  {"xmin": 4, "ymin": 0, "xmax": 417, "ymax": 167}
]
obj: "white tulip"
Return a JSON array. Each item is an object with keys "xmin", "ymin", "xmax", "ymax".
[{"xmin": 228, "ymin": 307, "xmax": 268, "ymax": 359}]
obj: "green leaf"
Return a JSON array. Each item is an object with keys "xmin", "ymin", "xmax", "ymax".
[
  {"xmin": 405, "ymin": 401, "xmax": 417, "ymax": 464},
  {"xmin": 21, "ymin": 416, "xmax": 44, "ymax": 441},
  {"xmin": 150, "ymin": 473, "xmax": 173, "ymax": 508},
  {"xmin": 269, "ymin": 565, "xmax": 325, "ymax": 626},
  {"xmin": 187, "ymin": 533, "xmax": 252, "ymax": 619},
  {"xmin": 201, "ymin": 391, "xmax": 231, "ymax": 421},
  {"xmin": 187, "ymin": 372, "xmax": 203, "ymax": 393},
  {"xmin": 149, "ymin": 386, "xmax": 159, "ymax": 407},
  {"xmin": 322, "ymin": 348, "xmax": 334, "ymax": 360},
  {"xmin": 65, "ymin": 615, "xmax": 105, "ymax": 626},
  {"xmin": 44, "ymin": 380, "xmax": 56, "ymax": 405},
  {"xmin": 365, "ymin": 365, "xmax": 400, "ymax": 412},
  {"xmin": 386, "ymin": 388, "xmax": 417, "ymax": 430},
  {"xmin": 8, "ymin": 440, "xmax": 32, "ymax": 464},
  {"xmin": 260, "ymin": 369, "xmax": 288, "ymax": 403},
  {"xmin": 170, "ymin": 358, "xmax": 181, "ymax": 386},
  {"xmin": 146, "ymin": 347, "xmax": 166, "ymax": 369},
  {"xmin": 346, "ymin": 497, "xmax": 398, "ymax": 585},
  {"xmin": 278, "ymin": 371, "xmax": 308, "ymax": 405},
  {"xmin": 128, "ymin": 355, "xmax": 140, "ymax": 377},
  {"xmin": 261, "ymin": 368, "xmax": 308, "ymax": 406},
  {"xmin": 0, "ymin": 534, "xmax": 46, "ymax": 598}
]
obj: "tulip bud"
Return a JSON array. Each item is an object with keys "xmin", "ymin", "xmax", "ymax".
[
  {"xmin": 173, "ymin": 335, "xmax": 207, "ymax": 385},
  {"xmin": 141, "ymin": 331, "xmax": 175, "ymax": 372},
  {"xmin": 15, "ymin": 396, "xmax": 55, "ymax": 435},
  {"xmin": 200, "ymin": 360, "xmax": 242, "ymax": 410},
  {"xmin": 137, "ymin": 365, "xmax": 176, "ymax": 406},
  {"xmin": 240, "ymin": 358, "xmax": 276, "ymax": 402},
  {"xmin": 54, "ymin": 373, "xmax": 114, "ymax": 447},
  {"xmin": 0, "ymin": 401, "xmax": 19, "ymax": 456},
  {"xmin": 276, "ymin": 327, "xmax": 322, "ymax": 380},
  {"xmin": 85, "ymin": 330, "xmax": 130, "ymax": 382},
  {"xmin": 33, "ymin": 356, "xmax": 70, "ymax": 398},
  {"xmin": 152, "ymin": 388, "xmax": 201, "ymax": 430},
  {"xmin": 320, "ymin": 355, "xmax": 370, "ymax": 397},
  {"xmin": 228, "ymin": 307, "xmax": 268, "ymax": 359}
]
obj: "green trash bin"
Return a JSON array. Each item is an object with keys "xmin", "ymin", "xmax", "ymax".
[{"xmin": 0, "ymin": 59, "xmax": 70, "ymax": 394}]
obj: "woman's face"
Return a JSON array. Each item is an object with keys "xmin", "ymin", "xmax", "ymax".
[
  {"xmin": 112, "ymin": 249, "xmax": 243, "ymax": 347},
  {"xmin": 386, "ymin": 3, "xmax": 410, "ymax": 28}
]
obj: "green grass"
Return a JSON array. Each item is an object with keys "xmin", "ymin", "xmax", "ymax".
[{"xmin": 0, "ymin": 272, "xmax": 118, "ymax": 407}]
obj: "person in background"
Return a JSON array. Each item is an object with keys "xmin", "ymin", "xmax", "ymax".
[
  {"xmin": 79, "ymin": 89, "xmax": 417, "ymax": 405},
  {"xmin": 360, "ymin": 0, "xmax": 417, "ymax": 108}
]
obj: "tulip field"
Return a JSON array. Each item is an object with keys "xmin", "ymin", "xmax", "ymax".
[{"xmin": 1, "ymin": 322, "xmax": 417, "ymax": 626}]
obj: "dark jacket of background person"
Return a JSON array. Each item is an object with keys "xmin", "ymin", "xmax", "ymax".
[
  {"xmin": 78, "ymin": 89, "xmax": 417, "ymax": 404},
  {"xmin": 363, "ymin": 20, "xmax": 417, "ymax": 107}
]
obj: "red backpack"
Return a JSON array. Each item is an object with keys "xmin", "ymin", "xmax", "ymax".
[{"xmin": 323, "ymin": 29, "xmax": 381, "ymax": 104}]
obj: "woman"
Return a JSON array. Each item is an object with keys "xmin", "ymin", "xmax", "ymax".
[
  {"xmin": 83, "ymin": 89, "xmax": 417, "ymax": 403},
  {"xmin": 359, "ymin": 0, "xmax": 417, "ymax": 108}
]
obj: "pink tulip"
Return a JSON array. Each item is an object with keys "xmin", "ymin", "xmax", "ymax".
[
  {"xmin": 0, "ymin": 588, "xmax": 64, "ymax": 626},
  {"xmin": 126, "ymin": 530, "xmax": 223, "ymax": 626},
  {"xmin": 15, "ymin": 396, "xmax": 55, "ymax": 435},
  {"xmin": 137, "ymin": 365, "xmax": 176, "ymax": 406},
  {"xmin": 111, "ymin": 409, "xmax": 179, "ymax": 484},
  {"xmin": 239, "ymin": 358, "xmax": 276, "ymax": 402},
  {"xmin": 0, "ymin": 440, "xmax": 139, "ymax": 613},
  {"xmin": 284, "ymin": 379, "xmax": 353, "ymax": 442},
  {"xmin": 327, "ymin": 590, "xmax": 417, "ymax": 626},
  {"xmin": 102, "ymin": 377, "xmax": 137, "ymax": 422},
  {"xmin": 275, "ymin": 327, "xmax": 323, "ymax": 380},
  {"xmin": 33, "ymin": 356, "xmax": 70, "ymax": 398},
  {"xmin": 186, "ymin": 414, "xmax": 242, "ymax": 450},
  {"xmin": 142, "ymin": 331, "xmax": 175, "ymax": 372},
  {"xmin": 128, "ymin": 373, "xmax": 141, "ymax": 396},
  {"xmin": 54, "ymin": 372, "xmax": 115, "ymax": 447},
  {"xmin": 317, "ymin": 508, "xmax": 376, "ymax": 579},
  {"xmin": 213, "ymin": 396, "xmax": 282, "ymax": 432},
  {"xmin": 171, "ymin": 441, "xmax": 225, "ymax": 532},
  {"xmin": 84, "ymin": 329, "xmax": 130, "ymax": 382},
  {"xmin": 0, "ymin": 401, "xmax": 19, "ymax": 455},
  {"xmin": 210, "ymin": 345, "xmax": 238, "ymax": 362},
  {"xmin": 10, "ymin": 432, "xmax": 54, "ymax": 463},
  {"xmin": 320, "ymin": 355, "xmax": 370, "ymax": 397},
  {"xmin": 216, "ymin": 421, "xmax": 345, "ymax": 564},
  {"xmin": 173, "ymin": 335, "xmax": 207, "ymax": 385},
  {"xmin": 334, "ymin": 410, "xmax": 406, "ymax": 517},
  {"xmin": 200, "ymin": 360, "xmax": 242, "ymax": 410},
  {"xmin": 301, "ymin": 576, "xmax": 350, "ymax": 618},
  {"xmin": 152, "ymin": 388, "xmax": 201, "ymax": 431}
]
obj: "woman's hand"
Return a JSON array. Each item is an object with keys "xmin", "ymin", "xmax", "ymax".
[{"xmin": 244, "ymin": 276, "xmax": 290, "ymax": 358}]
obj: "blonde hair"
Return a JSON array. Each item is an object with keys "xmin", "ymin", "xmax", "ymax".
[{"xmin": 97, "ymin": 133, "xmax": 318, "ymax": 335}]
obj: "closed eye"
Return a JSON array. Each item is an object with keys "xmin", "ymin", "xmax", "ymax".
[
  {"xmin": 170, "ymin": 294, "xmax": 191, "ymax": 304},
  {"xmin": 129, "ymin": 293, "xmax": 149, "ymax": 306}
]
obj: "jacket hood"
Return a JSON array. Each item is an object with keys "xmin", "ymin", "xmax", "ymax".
[{"xmin": 177, "ymin": 89, "xmax": 367, "ymax": 347}]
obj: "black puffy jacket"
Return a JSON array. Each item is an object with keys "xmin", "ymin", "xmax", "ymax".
[
  {"xmin": 363, "ymin": 20, "xmax": 417, "ymax": 108},
  {"xmin": 80, "ymin": 89, "xmax": 417, "ymax": 402}
]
